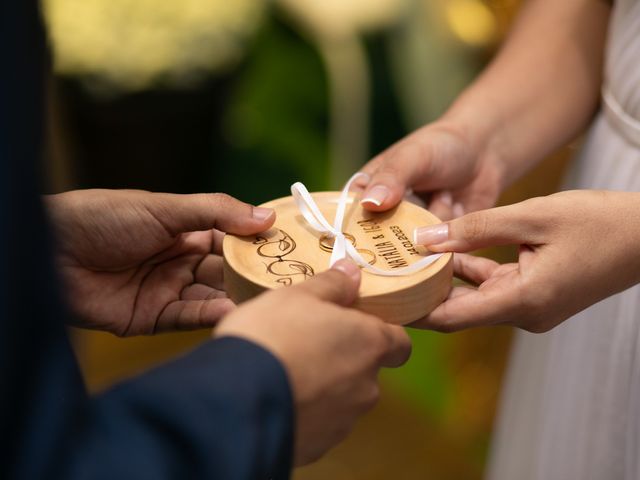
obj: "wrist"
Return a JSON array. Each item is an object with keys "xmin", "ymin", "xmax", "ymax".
[{"xmin": 618, "ymin": 192, "xmax": 640, "ymax": 285}]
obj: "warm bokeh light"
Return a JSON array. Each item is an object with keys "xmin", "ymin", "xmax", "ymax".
[
  {"xmin": 446, "ymin": 0, "xmax": 498, "ymax": 47},
  {"xmin": 43, "ymin": 0, "xmax": 264, "ymax": 93}
]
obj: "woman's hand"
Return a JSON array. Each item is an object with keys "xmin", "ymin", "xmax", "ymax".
[
  {"xmin": 46, "ymin": 190, "xmax": 275, "ymax": 336},
  {"xmin": 358, "ymin": 0, "xmax": 610, "ymax": 221},
  {"xmin": 412, "ymin": 190, "xmax": 640, "ymax": 333},
  {"xmin": 359, "ymin": 122, "xmax": 505, "ymax": 220}
]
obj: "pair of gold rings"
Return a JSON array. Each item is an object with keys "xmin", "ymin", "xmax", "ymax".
[{"xmin": 319, "ymin": 233, "xmax": 376, "ymax": 266}]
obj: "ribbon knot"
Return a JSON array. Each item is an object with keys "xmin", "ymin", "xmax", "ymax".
[{"xmin": 291, "ymin": 172, "xmax": 442, "ymax": 277}]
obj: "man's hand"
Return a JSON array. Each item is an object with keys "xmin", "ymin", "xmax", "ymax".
[
  {"xmin": 411, "ymin": 190, "xmax": 640, "ymax": 333},
  {"xmin": 216, "ymin": 259, "xmax": 412, "ymax": 465},
  {"xmin": 46, "ymin": 190, "xmax": 275, "ymax": 336},
  {"xmin": 358, "ymin": 122, "xmax": 505, "ymax": 220}
]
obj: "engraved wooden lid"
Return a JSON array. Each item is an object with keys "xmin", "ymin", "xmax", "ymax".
[{"xmin": 223, "ymin": 192, "xmax": 453, "ymax": 325}]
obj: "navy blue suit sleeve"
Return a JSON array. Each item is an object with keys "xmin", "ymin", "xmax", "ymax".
[
  {"xmin": 1, "ymin": 3, "xmax": 293, "ymax": 479},
  {"xmin": 66, "ymin": 338, "xmax": 294, "ymax": 480}
]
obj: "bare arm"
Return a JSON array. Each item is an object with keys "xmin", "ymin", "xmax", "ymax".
[
  {"xmin": 444, "ymin": 0, "xmax": 611, "ymax": 185},
  {"xmin": 360, "ymin": 0, "xmax": 611, "ymax": 218}
]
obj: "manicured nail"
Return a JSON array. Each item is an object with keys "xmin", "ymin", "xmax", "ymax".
[
  {"xmin": 413, "ymin": 224, "xmax": 449, "ymax": 246},
  {"xmin": 252, "ymin": 207, "xmax": 274, "ymax": 222},
  {"xmin": 361, "ymin": 185, "xmax": 389, "ymax": 207},
  {"xmin": 331, "ymin": 259, "xmax": 361, "ymax": 282},
  {"xmin": 453, "ymin": 203, "xmax": 465, "ymax": 218}
]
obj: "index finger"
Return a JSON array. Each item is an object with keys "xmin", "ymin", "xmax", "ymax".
[
  {"xmin": 148, "ymin": 192, "xmax": 276, "ymax": 236},
  {"xmin": 411, "ymin": 280, "xmax": 523, "ymax": 333}
]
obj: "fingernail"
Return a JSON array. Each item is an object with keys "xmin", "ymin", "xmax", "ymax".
[
  {"xmin": 331, "ymin": 259, "xmax": 361, "ymax": 282},
  {"xmin": 440, "ymin": 191, "xmax": 453, "ymax": 207},
  {"xmin": 453, "ymin": 203, "xmax": 465, "ymax": 218},
  {"xmin": 361, "ymin": 185, "xmax": 389, "ymax": 207},
  {"xmin": 252, "ymin": 207, "xmax": 274, "ymax": 222},
  {"xmin": 413, "ymin": 224, "xmax": 449, "ymax": 246}
]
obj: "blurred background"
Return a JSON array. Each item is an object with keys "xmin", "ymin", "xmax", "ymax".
[{"xmin": 42, "ymin": 0, "xmax": 574, "ymax": 478}]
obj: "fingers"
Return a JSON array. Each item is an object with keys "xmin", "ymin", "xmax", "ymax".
[
  {"xmin": 414, "ymin": 199, "xmax": 545, "ymax": 252},
  {"xmin": 377, "ymin": 324, "xmax": 412, "ymax": 368},
  {"xmin": 290, "ymin": 259, "xmax": 361, "ymax": 306},
  {"xmin": 211, "ymin": 229, "xmax": 226, "ymax": 255},
  {"xmin": 360, "ymin": 142, "xmax": 431, "ymax": 212},
  {"xmin": 360, "ymin": 126, "xmax": 475, "ymax": 213},
  {"xmin": 411, "ymin": 286, "xmax": 514, "ymax": 332},
  {"xmin": 156, "ymin": 297, "xmax": 235, "ymax": 333},
  {"xmin": 452, "ymin": 253, "xmax": 501, "ymax": 286},
  {"xmin": 410, "ymin": 258, "xmax": 523, "ymax": 332},
  {"xmin": 194, "ymin": 254, "xmax": 225, "ymax": 290},
  {"xmin": 180, "ymin": 283, "xmax": 227, "ymax": 301},
  {"xmin": 147, "ymin": 192, "xmax": 276, "ymax": 237}
]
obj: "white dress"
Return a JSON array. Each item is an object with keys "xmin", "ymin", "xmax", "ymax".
[{"xmin": 486, "ymin": 1, "xmax": 640, "ymax": 479}]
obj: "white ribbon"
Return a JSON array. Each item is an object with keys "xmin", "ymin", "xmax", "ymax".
[{"xmin": 290, "ymin": 172, "xmax": 443, "ymax": 276}]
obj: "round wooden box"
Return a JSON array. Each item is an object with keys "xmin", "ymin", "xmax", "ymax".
[{"xmin": 223, "ymin": 192, "xmax": 453, "ymax": 325}]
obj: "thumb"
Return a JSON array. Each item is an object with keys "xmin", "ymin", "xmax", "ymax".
[
  {"xmin": 413, "ymin": 201, "xmax": 544, "ymax": 252},
  {"xmin": 146, "ymin": 192, "xmax": 276, "ymax": 236},
  {"xmin": 359, "ymin": 146, "xmax": 428, "ymax": 212},
  {"xmin": 360, "ymin": 128, "xmax": 470, "ymax": 213},
  {"xmin": 290, "ymin": 259, "xmax": 361, "ymax": 307}
]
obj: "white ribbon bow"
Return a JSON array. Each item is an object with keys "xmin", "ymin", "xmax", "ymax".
[{"xmin": 290, "ymin": 172, "xmax": 443, "ymax": 276}]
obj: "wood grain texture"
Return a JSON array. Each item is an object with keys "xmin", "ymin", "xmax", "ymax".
[{"xmin": 224, "ymin": 192, "xmax": 453, "ymax": 324}]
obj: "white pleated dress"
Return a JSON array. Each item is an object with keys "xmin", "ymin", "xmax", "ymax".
[{"xmin": 487, "ymin": 2, "xmax": 640, "ymax": 479}]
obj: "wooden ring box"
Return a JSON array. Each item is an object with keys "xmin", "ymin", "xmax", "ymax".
[{"xmin": 223, "ymin": 192, "xmax": 453, "ymax": 325}]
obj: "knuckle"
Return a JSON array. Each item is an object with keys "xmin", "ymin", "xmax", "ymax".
[
  {"xmin": 362, "ymin": 383, "xmax": 380, "ymax": 411},
  {"xmin": 517, "ymin": 197, "xmax": 553, "ymax": 232},
  {"xmin": 391, "ymin": 141, "xmax": 432, "ymax": 175},
  {"xmin": 374, "ymin": 163, "xmax": 402, "ymax": 183},
  {"xmin": 357, "ymin": 319, "xmax": 388, "ymax": 355},
  {"xmin": 412, "ymin": 315, "xmax": 441, "ymax": 332},
  {"xmin": 388, "ymin": 323, "xmax": 411, "ymax": 345},
  {"xmin": 512, "ymin": 282, "xmax": 556, "ymax": 333},
  {"xmin": 391, "ymin": 141, "xmax": 421, "ymax": 160},
  {"xmin": 521, "ymin": 196, "xmax": 546, "ymax": 210},
  {"xmin": 461, "ymin": 212, "xmax": 490, "ymax": 241},
  {"xmin": 517, "ymin": 280, "xmax": 553, "ymax": 316},
  {"xmin": 317, "ymin": 271, "xmax": 349, "ymax": 298},
  {"xmin": 207, "ymin": 193, "xmax": 239, "ymax": 211},
  {"xmin": 372, "ymin": 323, "xmax": 392, "ymax": 353},
  {"xmin": 389, "ymin": 334, "xmax": 412, "ymax": 366}
]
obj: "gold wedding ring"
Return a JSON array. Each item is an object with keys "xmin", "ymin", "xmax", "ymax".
[
  {"xmin": 356, "ymin": 248, "xmax": 377, "ymax": 266},
  {"xmin": 319, "ymin": 233, "xmax": 356, "ymax": 252},
  {"xmin": 319, "ymin": 233, "xmax": 376, "ymax": 266}
]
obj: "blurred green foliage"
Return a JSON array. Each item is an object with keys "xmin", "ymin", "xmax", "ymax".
[{"xmin": 212, "ymin": 17, "xmax": 330, "ymax": 203}]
